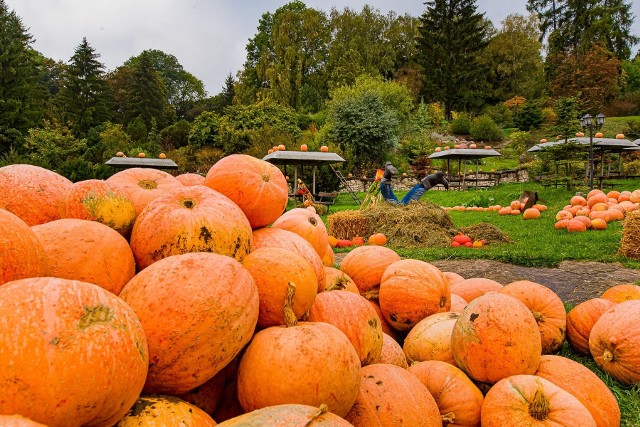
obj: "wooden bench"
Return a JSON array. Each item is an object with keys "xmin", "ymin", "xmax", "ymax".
[{"xmin": 314, "ymin": 192, "xmax": 339, "ymax": 211}]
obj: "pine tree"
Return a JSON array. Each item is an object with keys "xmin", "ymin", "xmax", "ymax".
[
  {"xmin": 124, "ymin": 51, "xmax": 171, "ymax": 130},
  {"xmin": 222, "ymin": 73, "xmax": 235, "ymax": 107},
  {"xmin": 416, "ymin": 0, "xmax": 490, "ymax": 120}
]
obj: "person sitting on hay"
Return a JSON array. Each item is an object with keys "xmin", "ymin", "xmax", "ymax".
[
  {"xmin": 400, "ymin": 171, "xmax": 449, "ymax": 205},
  {"xmin": 380, "ymin": 161, "xmax": 399, "ymax": 203}
]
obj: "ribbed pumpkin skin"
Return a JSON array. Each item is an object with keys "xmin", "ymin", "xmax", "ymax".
[
  {"xmin": 566, "ymin": 298, "xmax": 616, "ymax": 354},
  {"xmin": 130, "ymin": 185, "xmax": 253, "ymax": 270},
  {"xmin": 368, "ymin": 300, "xmax": 398, "ymax": 340},
  {"xmin": 176, "ymin": 370, "xmax": 226, "ymax": 416},
  {"xmin": 450, "ymin": 294, "xmax": 468, "ymax": 312},
  {"xmin": 451, "ymin": 293, "xmax": 542, "ymax": 384},
  {"xmin": 0, "ymin": 164, "xmax": 72, "ymax": 225},
  {"xmin": 60, "ymin": 179, "xmax": 136, "ymax": 237},
  {"xmin": 252, "ymin": 227, "xmax": 326, "ymax": 292},
  {"xmin": 237, "ymin": 322, "xmax": 361, "ymax": 418},
  {"xmin": 115, "ymin": 395, "xmax": 217, "ymax": 427},
  {"xmin": 271, "ymin": 208, "xmax": 328, "ymax": 258},
  {"xmin": 601, "ymin": 284, "xmax": 640, "ymax": 303},
  {"xmin": 0, "ymin": 278, "xmax": 148, "ymax": 427},
  {"xmin": 323, "ymin": 267, "xmax": 359, "ymax": 293},
  {"xmin": 106, "ymin": 167, "xmax": 183, "ymax": 216},
  {"xmin": 403, "ymin": 312, "xmax": 460, "ymax": 365},
  {"xmin": 449, "ymin": 277, "xmax": 503, "ymax": 303},
  {"xmin": 32, "ymin": 219, "xmax": 135, "ymax": 295},
  {"xmin": 500, "ymin": 280, "xmax": 567, "ymax": 354},
  {"xmin": 379, "ymin": 259, "xmax": 450, "ymax": 331},
  {"xmin": 344, "ymin": 364, "xmax": 441, "ymax": 427},
  {"xmin": 0, "ymin": 209, "xmax": 45, "ymax": 286},
  {"xmin": 175, "ymin": 172, "xmax": 205, "ymax": 186},
  {"xmin": 307, "ymin": 290, "xmax": 383, "ymax": 365},
  {"xmin": 204, "ymin": 154, "xmax": 288, "ymax": 229},
  {"xmin": 340, "ymin": 246, "xmax": 401, "ymax": 296},
  {"xmin": 481, "ymin": 375, "xmax": 596, "ymax": 427},
  {"xmin": 217, "ymin": 404, "xmax": 352, "ymax": 426},
  {"xmin": 119, "ymin": 253, "xmax": 259, "ymax": 394},
  {"xmin": 408, "ymin": 361, "xmax": 484, "ymax": 427},
  {"xmin": 535, "ymin": 355, "xmax": 621, "ymax": 427},
  {"xmin": 379, "ymin": 333, "xmax": 408, "ymax": 368},
  {"xmin": 589, "ymin": 300, "xmax": 640, "ymax": 385},
  {"xmin": 242, "ymin": 247, "xmax": 318, "ymax": 328},
  {"xmin": 0, "ymin": 415, "xmax": 48, "ymax": 427}
]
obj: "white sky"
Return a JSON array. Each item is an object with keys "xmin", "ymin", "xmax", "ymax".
[{"xmin": 8, "ymin": 0, "xmax": 640, "ymax": 95}]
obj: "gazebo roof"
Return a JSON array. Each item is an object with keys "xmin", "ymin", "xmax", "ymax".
[
  {"xmin": 428, "ymin": 148, "xmax": 501, "ymax": 159},
  {"xmin": 262, "ymin": 151, "xmax": 345, "ymax": 166},
  {"xmin": 528, "ymin": 137, "xmax": 637, "ymax": 153},
  {"xmin": 105, "ymin": 157, "xmax": 179, "ymax": 169}
]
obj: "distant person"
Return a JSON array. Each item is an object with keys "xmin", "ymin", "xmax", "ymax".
[
  {"xmin": 379, "ymin": 161, "xmax": 399, "ymax": 203},
  {"xmin": 400, "ymin": 171, "xmax": 449, "ymax": 205}
]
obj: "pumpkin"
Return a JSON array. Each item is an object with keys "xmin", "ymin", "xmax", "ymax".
[
  {"xmin": 0, "ymin": 209, "xmax": 45, "ymax": 286},
  {"xmin": 351, "ymin": 236, "xmax": 365, "ymax": 246},
  {"xmin": 32, "ymin": 219, "xmax": 135, "ymax": 295},
  {"xmin": 442, "ymin": 271, "xmax": 464, "ymax": 286},
  {"xmin": 344, "ymin": 363, "xmax": 441, "ymax": 427},
  {"xmin": 571, "ymin": 195, "xmax": 588, "ymax": 206},
  {"xmin": 449, "ymin": 277, "xmax": 503, "ymax": 303},
  {"xmin": 339, "ymin": 246, "xmax": 401, "ymax": 297},
  {"xmin": 589, "ymin": 300, "xmax": 640, "ymax": 384},
  {"xmin": 252, "ymin": 227, "xmax": 326, "ymax": 292},
  {"xmin": 573, "ymin": 215, "xmax": 592, "ymax": 229},
  {"xmin": 204, "ymin": 154, "xmax": 288, "ymax": 229},
  {"xmin": 500, "ymin": 280, "xmax": 567, "ymax": 354},
  {"xmin": 327, "ymin": 235, "xmax": 338, "ymax": 247},
  {"xmin": 138, "ymin": 152, "xmax": 146, "ymax": 158},
  {"xmin": 566, "ymin": 298, "xmax": 616, "ymax": 355},
  {"xmin": 0, "ymin": 164, "xmax": 72, "ymax": 226},
  {"xmin": 323, "ymin": 267, "xmax": 359, "ymax": 293},
  {"xmin": 217, "ymin": 404, "xmax": 351, "ymax": 426},
  {"xmin": 379, "ymin": 333, "xmax": 408, "ymax": 368},
  {"xmin": 403, "ymin": 312, "xmax": 460, "ymax": 365},
  {"xmin": 106, "ymin": 167, "xmax": 183, "ymax": 216},
  {"xmin": 535, "ymin": 355, "xmax": 620, "ymax": 427},
  {"xmin": 588, "ymin": 193, "xmax": 609, "ymax": 207},
  {"xmin": 0, "ymin": 415, "xmax": 48, "ymax": 427},
  {"xmin": 590, "ymin": 218, "xmax": 607, "ymax": 230},
  {"xmin": 115, "ymin": 395, "xmax": 217, "ymax": 426},
  {"xmin": 237, "ymin": 322, "xmax": 360, "ymax": 417},
  {"xmin": 243, "ymin": 247, "xmax": 317, "ymax": 328},
  {"xmin": 533, "ymin": 203, "xmax": 548, "ymax": 211},
  {"xmin": 176, "ymin": 370, "xmax": 226, "ymax": 416},
  {"xmin": 119, "ymin": 252, "xmax": 259, "ymax": 394},
  {"xmin": 175, "ymin": 173, "xmax": 206, "ymax": 186},
  {"xmin": 408, "ymin": 361, "xmax": 484, "ymax": 427},
  {"xmin": 451, "ymin": 293, "xmax": 541, "ymax": 384},
  {"xmin": 271, "ymin": 208, "xmax": 328, "ymax": 258},
  {"xmin": 379, "ymin": 259, "xmax": 450, "ymax": 331},
  {"xmin": 556, "ymin": 210, "xmax": 574, "ymax": 221},
  {"xmin": 322, "ymin": 244, "xmax": 335, "ymax": 266},
  {"xmin": 481, "ymin": 375, "xmax": 596, "ymax": 426},
  {"xmin": 130, "ymin": 185, "xmax": 253, "ymax": 270},
  {"xmin": 367, "ymin": 300, "xmax": 398, "ymax": 340},
  {"xmin": 158, "ymin": 152, "xmax": 167, "ymax": 159},
  {"xmin": 601, "ymin": 283, "xmax": 640, "ymax": 303},
  {"xmin": 567, "ymin": 218, "xmax": 587, "ymax": 232},
  {"xmin": 523, "ymin": 207, "xmax": 541, "ymax": 219},
  {"xmin": 213, "ymin": 382, "xmax": 244, "ymax": 423},
  {"xmin": 450, "ymin": 294, "xmax": 468, "ymax": 312},
  {"xmin": 60, "ymin": 179, "xmax": 137, "ymax": 237},
  {"xmin": 278, "ymin": 144, "xmax": 286, "ymax": 151},
  {"xmin": 300, "ymin": 144, "xmax": 309, "ymax": 152},
  {"xmin": 306, "ymin": 290, "xmax": 382, "ymax": 365},
  {"xmin": 555, "ymin": 219, "xmax": 570, "ymax": 229},
  {"xmin": 320, "ymin": 145, "xmax": 329, "ymax": 152},
  {"xmin": 616, "ymin": 133, "xmax": 625, "ymax": 139},
  {"xmin": 0, "ymin": 277, "xmax": 148, "ymax": 427}
]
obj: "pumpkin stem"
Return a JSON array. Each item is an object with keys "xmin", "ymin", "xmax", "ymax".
[
  {"xmin": 261, "ymin": 174, "xmax": 271, "ymax": 182},
  {"xmin": 182, "ymin": 199, "xmax": 195, "ymax": 209},
  {"xmin": 603, "ymin": 350, "xmax": 614, "ymax": 362},
  {"xmin": 326, "ymin": 276, "xmax": 348, "ymax": 291},
  {"xmin": 363, "ymin": 287, "xmax": 380, "ymax": 301},
  {"xmin": 533, "ymin": 311, "xmax": 544, "ymax": 322},
  {"xmin": 441, "ymin": 412, "xmax": 456, "ymax": 425},
  {"xmin": 284, "ymin": 282, "xmax": 298, "ymax": 327},
  {"xmin": 138, "ymin": 179, "xmax": 158, "ymax": 190},
  {"xmin": 529, "ymin": 384, "xmax": 550, "ymax": 421},
  {"xmin": 304, "ymin": 404, "xmax": 329, "ymax": 426},
  {"xmin": 308, "ymin": 216, "xmax": 317, "ymax": 226}
]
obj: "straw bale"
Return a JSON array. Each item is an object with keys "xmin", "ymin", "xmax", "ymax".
[
  {"xmin": 620, "ymin": 210, "xmax": 640, "ymax": 259},
  {"xmin": 459, "ymin": 222, "xmax": 512, "ymax": 244},
  {"xmin": 327, "ymin": 210, "xmax": 371, "ymax": 240}
]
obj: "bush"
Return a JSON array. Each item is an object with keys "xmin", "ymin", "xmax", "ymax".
[
  {"xmin": 470, "ymin": 115, "xmax": 504, "ymax": 142},
  {"xmin": 450, "ymin": 113, "xmax": 472, "ymax": 135},
  {"xmin": 483, "ymin": 104, "xmax": 514, "ymax": 128},
  {"xmin": 514, "ymin": 102, "xmax": 543, "ymax": 131}
]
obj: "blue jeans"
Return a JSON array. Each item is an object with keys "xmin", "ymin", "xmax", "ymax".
[
  {"xmin": 380, "ymin": 183, "xmax": 399, "ymax": 203},
  {"xmin": 400, "ymin": 183, "xmax": 427, "ymax": 205}
]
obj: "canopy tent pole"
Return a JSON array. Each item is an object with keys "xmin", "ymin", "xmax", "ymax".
[
  {"xmin": 312, "ymin": 166, "xmax": 317, "ymax": 195},
  {"xmin": 462, "ymin": 161, "xmax": 467, "ymax": 190},
  {"xmin": 293, "ymin": 165, "xmax": 298, "ymax": 195},
  {"xmin": 475, "ymin": 159, "xmax": 479, "ymax": 188}
]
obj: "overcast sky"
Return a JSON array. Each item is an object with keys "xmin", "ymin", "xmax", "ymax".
[{"xmin": 9, "ymin": 0, "xmax": 640, "ymax": 95}]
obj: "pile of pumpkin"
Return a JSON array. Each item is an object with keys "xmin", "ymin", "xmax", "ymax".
[
  {"xmin": 0, "ymin": 156, "xmax": 636, "ymax": 426},
  {"xmin": 555, "ymin": 189, "xmax": 640, "ymax": 232},
  {"xmin": 446, "ymin": 201, "xmax": 548, "ymax": 219},
  {"xmin": 328, "ymin": 233, "xmax": 387, "ymax": 248}
]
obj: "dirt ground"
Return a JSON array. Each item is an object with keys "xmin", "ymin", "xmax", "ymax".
[{"xmin": 335, "ymin": 254, "xmax": 640, "ymax": 304}]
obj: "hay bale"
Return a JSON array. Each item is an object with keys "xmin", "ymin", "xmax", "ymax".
[
  {"xmin": 459, "ymin": 222, "xmax": 512, "ymax": 244},
  {"xmin": 620, "ymin": 211, "xmax": 640, "ymax": 259},
  {"xmin": 327, "ymin": 210, "xmax": 371, "ymax": 240}
]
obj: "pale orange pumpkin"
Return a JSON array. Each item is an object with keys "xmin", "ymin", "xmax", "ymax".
[
  {"xmin": 367, "ymin": 232, "xmax": 388, "ymax": 245},
  {"xmin": 339, "ymin": 245, "xmax": 401, "ymax": 297},
  {"xmin": 571, "ymin": 195, "xmax": 588, "ymax": 206},
  {"xmin": 403, "ymin": 312, "xmax": 460, "ymax": 365},
  {"xmin": 523, "ymin": 207, "xmax": 541, "ymax": 219},
  {"xmin": 300, "ymin": 144, "xmax": 308, "ymax": 152},
  {"xmin": 175, "ymin": 172, "xmax": 206, "ymax": 186},
  {"xmin": 323, "ymin": 266, "xmax": 359, "ymax": 293},
  {"xmin": 601, "ymin": 283, "xmax": 640, "ymax": 303},
  {"xmin": 556, "ymin": 210, "xmax": 574, "ymax": 221},
  {"xmin": 442, "ymin": 271, "xmax": 464, "ymax": 286},
  {"xmin": 106, "ymin": 167, "xmax": 183, "ymax": 216},
  {"xmin": 449, "ymin": 294, "xmax": 468, "ymax": 312},
  {"xmin": 0, "ymin": 209, "xmax": 45, "ymax": 286},
  {"xmin": 218, "ymin": 404, "xmax": 352, "ymax": 426},
  {"xmin": 566, "ymin": 298, "xmax": 617, "ymax": 355},
  {"xmin": 449, "ymin": 277, "xmax": 503, "ymax": 303},
  {"xmin": 591, "ymin": 218, "xmax": 607, "ymax": 230},
  {"xmin": 115, "ymin": 395, "xmax": 217, "ymax": 426},
  {"xmin": 555, "ymin": 219, "xmax": 570, "ymax": 229},
  {"xmin": 320, "ymin": 145, "xmax": 329, "ymax": 152},
  {"xmin": 567, "ymin": 218, "xmax": 587, "ymax": 232},
  {"xmin": 271, "ymin": 208, "xmax": 328, "ymax": 258},
  {"xmin": 379, "ymin": 333, "xmax": 408, "ymax": 368}
]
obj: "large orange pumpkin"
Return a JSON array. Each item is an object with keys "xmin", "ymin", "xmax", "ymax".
[
  {"xmin": 204, "ymin": 154, "xmax": 288, "ymax": 229},
  {"xmin": 60, "ymin": 179, "xmax": 137, "ymax": 237},
  {"xmin": 0, "ymin": 277, "xmax": 148, "ymax": 427},
  {"xmin": 500, "ymin": 280, "xmax": 566, "ymax": 354},
  {"xmin": 130, "ymin": 185, "xmax": 253, "ymax": 270},
  {"xmin": 243, "ymin": 247, "xmax": 317, "ymax": 328},
  {"xmin": 217, "ymin": 404, "xmax": 352, "ymax": 426},
  {"xmin": 0, "ymin": 164, "xmax": 72, "ymax": 226},
  {"xmin": 119, "ymin": 252, "xmax": 259, "ymax": 394},
  {"xmin": 252, "ymin": 227, "xmax": 326, "ymax": 292},
  {"xmin": 379, "ymin": 333, "xmax": 408, "ymax": 368},
  {"xmin": 322, "ymin": 243, "xmax": 335, "ymax": 267},
  {"xmin": 344, "ymin": 363, "xmax": 441, "ymax": 427},
  {"xmin": 339, "ymin": 246, "xmax": 401, "ymax": 297},
  {"xmin": 442, "ymin": 271, "xmax": 465, "ymax": 286},
  {"xmin": 449, "ymin": 277, "xmax": 503, "ymax": 303},
  {"xmin": 0, "ymin": 415, "xmax": 48, "ymax": 427},
  {"xmin": 271, "ymin": 208, "xmax": 328, "ymax": 258},
  {"xmin": 177, "ymin": 370, "xmax": 226, "ymax": 416},
  {"xmin": 307, "ymin": 290, "xmax": 382, "ymax": 365},
  {"xmin": 403, "ymin": 312, "xmax": 459, "ymax": 365},
  {"xmin": 175, "ymin": 172, "xmax": 206, "ymax": 186},
  {"xmin": 115, "ymin": 395, "xmax": 217, "ymax": 426},
  {"xmin": 367, "ymin": 300, "xmax": 398, "ymax": 339},
  {"xmin": 601, "ymin": 283, "xmax": 640, "ymax": 303},
  {"xmin": 450, "ymin": 294, "xmax": 468, "ymax": 312},
  {"xmin": 408, "ymin": 361, "xmax": 484, "ymax": 427},
  {"xmin": 481, "ymin": 375, "xmax": 596, "ymax": 426},
  {"xmin": 566, "ymin": 298, "xmax": 616, "ymax": 354},
  {"xmin": 589, "ymin": 300, "xmax": 640, "ymax": 384},
  {"xmin": 32, "ymin": 219, "xmax": 135, "ymax": 295},
  {"xmin": 379, "ymin": 259, "xmax": 450, "ymax": 331},
  {"xmin": 237, "ymin": 322, "xmax": 361, "ymax": 417},
  {"xmin": 106, "ymin": 167, "xmax": 183, "ymax": 216},
  {"xmin": 535, "ymin": 355, "xmax": 620, "ymax": 427},
  {"xmin": 451, "ymin": 293, "xmax": 542, "ymax": 384},
  {"xmin": 323, "ymin": 266, "xmax": 359, "ymax": 293},
  {"xmin": 0, "ymin": 209, "xmax": 45, "ymax": 286}
]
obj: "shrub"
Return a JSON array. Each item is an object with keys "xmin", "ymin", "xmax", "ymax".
[
  {"xmin": 484, "ymin": 104, "xmax": 514, "ymax": 128},
  {"xmin": 450, "ymin": 113, "xmax": 472, "ymax": 135},
  {"xmin": 514, "ymin": 102, "xmax": 543, "ymax": 131},
  {"xmin": 470, "ymin": 115, "xmax": 504, "ymax": 142}
]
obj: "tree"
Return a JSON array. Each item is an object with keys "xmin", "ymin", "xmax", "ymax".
[
  {"xmin": 59, "ymin": 37, "xmax": 111, "ymax": 136},
  {"xmin": 526, "ymin": 0, "xmax": 566, "ymax": 40},
  {"xmin": 553, "ymin": 97, "xmax": 580, "ymax": 140},
  {"xmin": 416, "ymin": 0, "xmax": 491, "ymax": 120}
]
